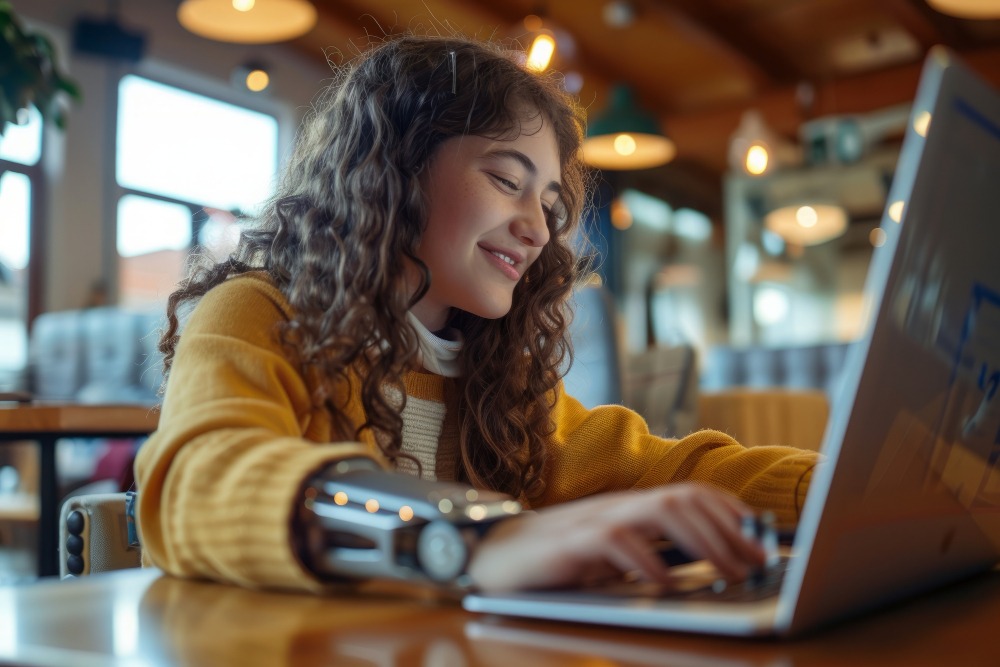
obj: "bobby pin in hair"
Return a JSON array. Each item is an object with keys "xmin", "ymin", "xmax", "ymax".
[{"xmin": 449, "ymin": 50, "xmax": 457, "ymax": 94}]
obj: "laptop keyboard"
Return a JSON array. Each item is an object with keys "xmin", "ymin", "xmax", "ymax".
[
  {"xmin": 678, "ymin": 556, "xmax": 789, "ymax": 602},
  {"xmin": 585, "ymin": 556, "xmax": 790, "ymax": 603}
]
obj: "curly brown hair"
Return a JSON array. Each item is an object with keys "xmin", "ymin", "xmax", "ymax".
[{"xmin": 158, "ymin": 35, "xmax": 590, "ymax": 501}]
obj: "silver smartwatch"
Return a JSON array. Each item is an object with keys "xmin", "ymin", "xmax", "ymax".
[{"xmin": 299, "ymin": 459, "xmax": 521, "ymax": 588}]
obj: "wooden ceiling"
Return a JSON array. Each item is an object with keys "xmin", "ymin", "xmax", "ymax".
[{"xmin": 290, "ymin": 0, "xmax": 1000, "ymax": 220}]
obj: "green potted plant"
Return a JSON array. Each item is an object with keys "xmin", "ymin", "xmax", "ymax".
[{"xmin": 0, "ymin": 0, "xmax": 80, "ymax": 137}]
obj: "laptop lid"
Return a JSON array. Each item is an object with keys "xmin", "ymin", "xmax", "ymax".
[
  {"xmin": 780, "ymin": 46, "xmax": 1000, "ymax": 634},
  {"xmin": 464, "ymin": 48, "xmax": 1000, "ymax": 637}
]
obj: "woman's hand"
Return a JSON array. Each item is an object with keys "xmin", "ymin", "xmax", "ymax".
[{"xmin": 467, "ymin": 483, "xmax": 766, "ymax": 592}]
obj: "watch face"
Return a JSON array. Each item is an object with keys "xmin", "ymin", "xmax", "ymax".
[{"xmin": 417, "ymin": 520, "xmax": 469, "ymax": 582}]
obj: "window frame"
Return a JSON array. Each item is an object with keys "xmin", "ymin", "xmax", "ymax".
[
  {"xmin": 1, "ymin": 146, "xmax": 47, "ymax": 328},
  {"xmin": 110, "ymin": 64, "xmax": 286, "ymax": 304}
]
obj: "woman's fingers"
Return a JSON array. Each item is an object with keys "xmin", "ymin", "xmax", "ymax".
[
  {"xmin": 603, "ymin": 526, "xmax": 674, "ymax": 585},
  {"xmin": 468, "ymin": 485, "xmax": 774, "ymax": 592},
  {"xmin": 660, "ymin": 505, "xmax": 751, "ymax": 581},
  {"xmin": 689, "ymin": 491, "xmax": 767, "ymax": 572}
]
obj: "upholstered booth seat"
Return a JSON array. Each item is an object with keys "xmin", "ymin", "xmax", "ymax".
[
  {"xmin": 700, "ymin": 342, "xmax": 852, "ymax": 397},
  {"xmin": 28, "ymin": 307, "xmax": 164, "ymax": 405}
]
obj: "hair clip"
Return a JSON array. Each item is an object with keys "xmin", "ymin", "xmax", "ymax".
[{"xmin": 449, "ymin": 50, "xmax": 457, "ymax": 94}]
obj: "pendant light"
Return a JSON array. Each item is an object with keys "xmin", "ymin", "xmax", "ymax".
[
  {"xmin": 764, "ymin": 203, "xmax": 848, "ymax": 247},
  {"xmin": 582, "ymin": 85, "xmax": 676, "ymax": 170},
  {"xmin": 177, "ymin": 0, "xmax": 318, "ymax": 44},
  {"xmin": 926, "ymin": 0, "xmax": 1000, "ymax": 19}
]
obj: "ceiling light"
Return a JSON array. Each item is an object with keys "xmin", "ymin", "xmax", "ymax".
[
  {"xmin": 745, "ymin": 144, "xmax": 769, "ymax": 175},
  {"xmin": 245, "ymin": 68, "xmax": 269, "ymax": 92},
  {"xmin": 582, "ymin": 85, "xmax": 675, "ymax": 170},
  {"xmin": 518, "ymin": 11, "xmax": 575, "ymax": 74},
  {"xmin": 728, "ymin": 110, "xmax": 800, "ymax": 176},
  {"xmin": 523, "ymin": 14, "xmax": 544, "ymax": 32},
  {"xmin": 231, "ymin": 62, "xmax": 271, "ymax": 92},
  {"xmin": 926, "ymin": 0, "xmax": 1000, "ymax": 19},
  {"xmin": 526, "ymin": 32, "xmax": 556, "ymax": 71},
  {"xmin": 177, "ymin": 0, "xmax": 317, "ymax": 44},
  {"xmin": 764, "ymin": 203, "xmax": 848, "ymax": 247}
]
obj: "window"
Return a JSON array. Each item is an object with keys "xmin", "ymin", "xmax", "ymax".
[
  {"xmin": 0, "ymin": 106, "xmax": 43, "ymax": 388},
  {"xmin": 115, "ymin": 75, "xmax": 279, "ymax": 309}
]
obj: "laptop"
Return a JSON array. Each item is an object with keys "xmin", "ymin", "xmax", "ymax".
[{"xmin": 463, "ymin": 47, "xmax": 1000, "ymax": 637}]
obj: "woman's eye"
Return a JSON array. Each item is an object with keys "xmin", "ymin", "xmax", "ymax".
[
  {"xmin": 492, "ymin": 174, "xmax": 519, "ymax": 191},
  {"xmin": 544, "ymin": 201, "xmax": 564, "ymax": 224}
]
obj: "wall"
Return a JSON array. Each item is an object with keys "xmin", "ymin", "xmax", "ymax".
[{"xmin": 17, "ymin": 0, "xmax": 333, "ymax": 312}]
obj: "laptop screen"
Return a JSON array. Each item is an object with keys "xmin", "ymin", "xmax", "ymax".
[{"xmin": 785, "ymin": 47, "xmax": 1000, "ymax": 632}]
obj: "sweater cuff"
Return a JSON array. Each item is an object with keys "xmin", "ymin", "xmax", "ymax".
[
  {"xmin": 794, "ymin": 464, "xmax": 814, "ymax": 521},
  {"xmin": 188, "ymin": 442, "xmax": 379, "ymax": 592}
]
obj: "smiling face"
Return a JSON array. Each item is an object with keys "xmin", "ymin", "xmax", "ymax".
[{"xmin": 410, "ymin": 115, "xmax": 563, "ymax": 332}]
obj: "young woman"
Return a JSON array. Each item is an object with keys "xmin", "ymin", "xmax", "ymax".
[{"xmin": 135, "ymin": 35, "xmax": 817, "ymax": 593}]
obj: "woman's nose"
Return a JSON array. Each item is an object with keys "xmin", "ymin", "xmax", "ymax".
[{"xmin": 510, "ymin": 201, "xmax": 550, "ymax": 248}]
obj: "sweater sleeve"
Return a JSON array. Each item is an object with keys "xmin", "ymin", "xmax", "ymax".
[
  {"xmin": 534, "ymin": 382, "xmax": 818, "ymax": 527},
  {"xmin": 134, "ymin": 275, "xmax": 383, "ymax": 592}
]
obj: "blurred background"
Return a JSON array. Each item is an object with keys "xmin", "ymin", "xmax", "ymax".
[
  {"xmin": 2, "ymin": 0, "xmax": 1000, "ymax": 580},
  {"xmin": 3, "ymin": 0, "xmax": 1000, "ymax": 379}
]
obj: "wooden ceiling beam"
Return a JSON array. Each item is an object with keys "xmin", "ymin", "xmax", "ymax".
[
  {"xmin": 881, "ymin": 0, "xmax": 966, "ymax": 50},
  {"xmin": 642, "ymin": 0, "xmax": 802, "ymax": 86},
  {"xmin": 291, "ymin": 1, "xmax": 378, "ymax": 65},
  {"xmin": 463, "ymin": 0, "xmax": 630, "ymax": 109},
  {"xmin": 303, "ymin": 0, "xmax": 623, "ymax": 113},
  {"xmin": 903, "ymin": 0, "xmax": 983, "ymax": 47}
]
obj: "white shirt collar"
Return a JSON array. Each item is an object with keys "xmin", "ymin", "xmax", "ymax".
[{"xmin": 406, "ymin": 311, "xmax": 463, "ymax": 378}]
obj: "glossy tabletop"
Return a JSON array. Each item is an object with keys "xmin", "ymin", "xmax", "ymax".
[{"xmin": 2, "ymin": 567, "xmax": 1000, "ymax": 667}]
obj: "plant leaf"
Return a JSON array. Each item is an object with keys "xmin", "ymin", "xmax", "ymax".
[{"xmin": 0, "ymin": 1, "xmax": 82, "ymax": 132}]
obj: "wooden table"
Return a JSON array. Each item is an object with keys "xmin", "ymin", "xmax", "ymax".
[
  {"xmin": 0, "ymin": 404, "xmax": 158, "ymax": 578},
  {"xmin": 1, "ymin": 567, "xmax": 999, "ymax": 666}
]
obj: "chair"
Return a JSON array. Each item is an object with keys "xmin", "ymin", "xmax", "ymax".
[
  {"xmin": 77, "ymin": 308, "xmax": 159, "ymax": 404},
  {"xmin": 28, "ymin": 310, "xmax": 84, "ymax": 400},
  {"xmin": 58, "ymin": 491, "xmax": 141, "ymax": 578},
  {"xmin": 563, "ymin": 285, "xmax": 701, "ymax": 436},
  {"xmin": 623, "ymin": 344, "xmax": 698, "ymax": 438},
  {"xmin": 562, "ymin": 285, "xmax": 624, "ymax": 408}
]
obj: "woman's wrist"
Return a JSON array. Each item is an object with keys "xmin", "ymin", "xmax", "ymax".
[
  {"xmin": 293, "ymin": 457, "xmax": 383, "ymax": 581},
  {"xmin": 294, "ymin": 464, "xmax": 521, "ymax": 587}
]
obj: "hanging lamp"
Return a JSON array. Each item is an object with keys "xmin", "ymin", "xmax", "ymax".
[
  {"xmin": 582, "ymin": 85, "xmax": 676, "ymax": 170},
  {"xmin": 177, "ymin": 0, "xmax": 318, "ymax": 44},
  {"xmin": 764, "ymin": 202, "xmax": 848, "ymax": 247},
  {"xmin": 926, "ymin": 0, "xmax": 1000, "ymax": 19}
]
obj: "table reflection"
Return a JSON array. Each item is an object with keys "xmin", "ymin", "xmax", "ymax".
[{"xmin": 3, "ymin": 567, "xmax": 1000, "ymax": 666}]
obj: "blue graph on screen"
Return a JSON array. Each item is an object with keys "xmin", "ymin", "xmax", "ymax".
[{"xmin": 935, "ymin": 282, "xmax": 1000, "ymax": 508}]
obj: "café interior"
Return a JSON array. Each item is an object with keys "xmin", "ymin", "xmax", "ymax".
[{"xmin": 1, "ymin": 0, "xmax": 1000, "ymax": 663}]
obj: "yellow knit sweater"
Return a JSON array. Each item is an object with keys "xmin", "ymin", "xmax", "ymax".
[{"xmin": 135, "ymin": 273, "xmax": 817, "ymax": 592}]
